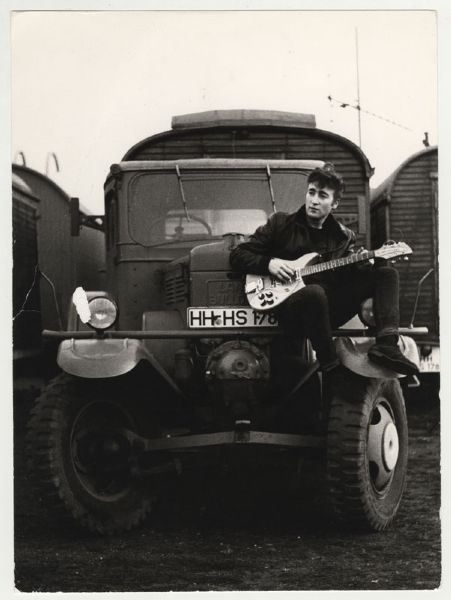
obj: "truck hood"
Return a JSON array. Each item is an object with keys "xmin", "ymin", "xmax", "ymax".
[{"xmin": 190, "ymin": 235, "xmax": 245, "ymax": 272}]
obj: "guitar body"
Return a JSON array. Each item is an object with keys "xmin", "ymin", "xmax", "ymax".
[
  {"xmin": 244, "ymin": 241, "xmax": 412, "ymax": 312},
  {"xmin": 245, "ymin": 252, "xmax": 320, "ymax": 311}
]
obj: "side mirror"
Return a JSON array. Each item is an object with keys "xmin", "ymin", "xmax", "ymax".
[{"xmin": 70, "ymin": 197, "xmax": 80, "ymax": 236}]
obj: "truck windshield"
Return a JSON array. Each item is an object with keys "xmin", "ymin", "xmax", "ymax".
[{"xmin": 128, "ymin": 169, "xmax": 309, "ymax": 246}]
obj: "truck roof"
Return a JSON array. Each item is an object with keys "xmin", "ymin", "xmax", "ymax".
[
  {"xmin": 107, "ymin": 158, "xmax": 325, "ymax": 179},
  {"xmin": 171, "ymin": 109, "xmax": 316, "ymax": 130}
]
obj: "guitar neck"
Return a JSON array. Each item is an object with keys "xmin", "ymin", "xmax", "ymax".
[{"xmin": 297, "ymin": 250, "xmax": 376, "ymax": 278}]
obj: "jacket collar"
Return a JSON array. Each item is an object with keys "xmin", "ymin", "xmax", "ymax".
[{"xmin": 295, "ymin": 204, "xmax": 347, "ymax": 239}]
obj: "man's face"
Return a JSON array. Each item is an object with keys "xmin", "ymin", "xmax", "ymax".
[{"xmin": 305, "ymin": 181, "xmax": 338, "ymax": 226}]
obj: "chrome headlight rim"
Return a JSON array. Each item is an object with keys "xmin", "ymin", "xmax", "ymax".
[{"xmin": 87, "ymin": 296, "xmax": 118, "ymax": 331}]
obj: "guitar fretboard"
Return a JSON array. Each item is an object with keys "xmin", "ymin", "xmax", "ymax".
[{"xmin": 295, "ymin": 250, "xmax": 376, "ymax": 278}]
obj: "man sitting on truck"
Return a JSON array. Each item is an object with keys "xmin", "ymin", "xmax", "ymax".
[{"xmin": 229, "ymin": 163, "xmax": 418, "ymax": 376}]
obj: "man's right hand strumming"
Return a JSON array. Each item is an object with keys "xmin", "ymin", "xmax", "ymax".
[{"xmin": 268, "ymin": 258, "xmax": 295, "ymax": 282}]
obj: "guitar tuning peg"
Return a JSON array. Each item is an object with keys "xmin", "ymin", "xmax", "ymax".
[{"xmin": 403, "ymin": 256, "xmax": 409, "ymax": 262}]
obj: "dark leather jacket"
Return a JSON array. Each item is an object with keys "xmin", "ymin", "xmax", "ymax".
[{"xmin": 229, "ymin": 205, "xmax": 360, "ymax": 286}]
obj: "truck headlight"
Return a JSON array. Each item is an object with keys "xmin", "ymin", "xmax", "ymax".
[{"xmin": 87, "ymin": 297, "xmax": 118, "ymax": 330}]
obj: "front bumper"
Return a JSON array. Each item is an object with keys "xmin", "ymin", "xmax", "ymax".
[{"xmin": 44, "ymin": 326, "xmax": 429, "ymax": 341}]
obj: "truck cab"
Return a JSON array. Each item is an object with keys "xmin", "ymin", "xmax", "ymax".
[{"xmin": 102, "ymin": 159, "xmax": 322, "ymax": 328}]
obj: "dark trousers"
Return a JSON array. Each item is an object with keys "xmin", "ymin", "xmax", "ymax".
[{"xmin": 277, "ymin": 266, "xmax": 400, "ymax": 369}]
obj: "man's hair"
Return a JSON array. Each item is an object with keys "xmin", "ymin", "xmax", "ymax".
[{"xmin": 307, "ymin": 163, "xmax": 345, "ymax": 201}]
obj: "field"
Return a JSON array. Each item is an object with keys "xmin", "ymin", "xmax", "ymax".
[{"xmin": 13, "ymin": 377, "xmax": 440, "ymax": 592}]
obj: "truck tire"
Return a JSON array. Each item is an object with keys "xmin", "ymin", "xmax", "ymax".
[
  {"xmin": 27, "ymin": 373, "xmax": 155, "ymax": 534},
  {"xmin": 326, "ymin": 375, "xmax": 408, "ymax": 531}
]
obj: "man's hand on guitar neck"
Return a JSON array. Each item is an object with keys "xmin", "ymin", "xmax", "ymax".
[
  {"xmin": 268, "ymin": 258, "xmax": 295, "ymax": 282},
  {"xmin": 350, "ymin": 245, "xmax": 375, "ymax": 267}
]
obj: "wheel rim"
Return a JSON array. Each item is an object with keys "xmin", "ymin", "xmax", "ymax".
[
  {"xmin": 367, "ymin": 400, "xmax": 400, "ymax": 492},
  {"xmin": 71, "ymin": 401, "xmax": 135, "ymax": 501}
]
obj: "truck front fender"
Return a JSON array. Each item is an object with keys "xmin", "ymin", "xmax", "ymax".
[
  {"xmin": 335, "ymin": 335, "xmax": 420, "ymax": 379},
  {"xmin": 57, "ymin": 338, "xmax": 150, "ymax": 378}
]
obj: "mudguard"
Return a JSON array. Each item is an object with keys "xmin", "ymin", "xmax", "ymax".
[
  {"xmin": 57, "ymin": 310, "xmax": 187, "ymax": 380},
  {"xmin": 335, "ymin": 335, "xmax": 420, "ymax": 379},
  {"xmin": 57, "ymin": 338, "xmax": 152, "ymax": 378}
]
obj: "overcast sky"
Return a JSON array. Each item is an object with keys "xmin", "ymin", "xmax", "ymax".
[
  {"xmin": 11, "ymin": 9, "xmax": 437, "ymax": 213},
  {"xmin": 2, "ymin": 6, "xmax": 451, "ymax": 595}
]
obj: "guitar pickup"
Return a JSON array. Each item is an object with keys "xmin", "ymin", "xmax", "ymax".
[{"xmin": 245, "ymin": 278, "xmax": 264, "ymax": 294}]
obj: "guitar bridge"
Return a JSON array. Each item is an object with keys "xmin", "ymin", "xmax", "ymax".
[{"xmin": 245, "ymin": 278, "xmax": 264, "ymax": 294}]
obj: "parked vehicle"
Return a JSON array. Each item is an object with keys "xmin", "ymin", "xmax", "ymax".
[
  {"xmin": 12, "ymin": 164, "xmax": 106, "ymax": 359},
  {"xmin": 13, "ymin": 171, "xmax": 41, "ymax": 356},
  {"xmin": 27, "ymin": 111, "xmax": 426, "ymax": 534},
  {"xmin": 370, "ymin": 146, "xmax": 439, "ymax": 377}
]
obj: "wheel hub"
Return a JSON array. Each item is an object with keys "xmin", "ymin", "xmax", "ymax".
[
  {"xmin": 382, "ymin": 421, "xmax": 399, "ymax": 471},
  {"xmin": 71, "ymin": 401, "xmax": 136, "ymax": 500},
  {"xmin": 368, "ymin": 402, "xmax": 399, "ymax": 491},
  {"xmin": 77, "ymin": 433, "xmax": 131, "ymax": 469}
]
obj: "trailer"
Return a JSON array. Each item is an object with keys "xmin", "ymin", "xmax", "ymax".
[
  {"xmin": 370, "ymin": 146, "xmax": 439, "ymax": 376},
  {"xmin": 12, "ymin": 164, "xmax": 106, "ymax": 358},
  {"xmin": 12, "ymin": 172, "xmax": 41, "ymax": 357}
]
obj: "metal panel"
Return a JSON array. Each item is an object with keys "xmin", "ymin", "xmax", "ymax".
[
  {"xmin": 13, "ymin": 164, "xmax": 106, "ymax": 331},
  {"xmin": 371, "ymin": 149, "xmax": 438, "ymax": 337},
  {"xmin": 13, "ymin": 193, "xmax": 41, "ymax": 351}
]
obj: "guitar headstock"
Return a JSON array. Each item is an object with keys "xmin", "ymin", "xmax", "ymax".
[{"xmin": 374, "ymin": 240, "xmax": 412, "ymax": 261}]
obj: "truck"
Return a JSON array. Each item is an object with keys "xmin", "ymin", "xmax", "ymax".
[{"xmin": 27, "ymin": 154, "xmax": 427, "ymax": 534}]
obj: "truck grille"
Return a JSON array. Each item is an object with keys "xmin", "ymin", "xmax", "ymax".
[
  {"xmin": 164, "ymin": 268, "xmax": 187, "ymax": 306},
  {"xmin": 207, "ymin": 279, "xmax": 247, "ymax": 306}
]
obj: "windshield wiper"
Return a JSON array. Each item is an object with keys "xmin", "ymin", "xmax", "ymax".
[
  {"xmin": 266, "ymin": 164, "xmax": 277, "ymax": 213},
  {"xmin": 175, "ymin": 165, "xmax": 191, "ymax": 221}
]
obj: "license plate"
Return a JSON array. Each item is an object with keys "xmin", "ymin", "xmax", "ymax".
[
  {"xmin": 419, "ymin": 346, "xmax": 440, "ymax": 373},
  {"xmin": 187, "ymin": 307, "xmax": 278, "ymax": 328}
]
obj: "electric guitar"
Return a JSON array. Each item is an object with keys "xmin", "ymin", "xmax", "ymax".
[{"xmin": 245, "ymin": 241, "xmax": 412, "ymax": 311}]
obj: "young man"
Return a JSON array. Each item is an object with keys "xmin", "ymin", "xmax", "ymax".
[{"xmin": 229, "ymin": 163, "xmax": 418, "ymax": 376}]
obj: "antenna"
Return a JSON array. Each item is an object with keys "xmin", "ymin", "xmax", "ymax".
[
  {"xmin": 14, "ymin": 151, "xmax": 26, "ymax": 166},
  {"xmin": 46, "ymin": 152, "xmax": 60, "ymax": 176},
  {"xmin": 327, "ymin": 95, "xmax": 413, "ymax": 133},
  {"xmin": 355, "ymin": 27, "xmax": 362, "ymax": 147}
]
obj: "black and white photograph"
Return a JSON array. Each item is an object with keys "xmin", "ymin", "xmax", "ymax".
[{"xmin": 3, "ymin": 1, "xmax": 448, "ymax": 595}]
